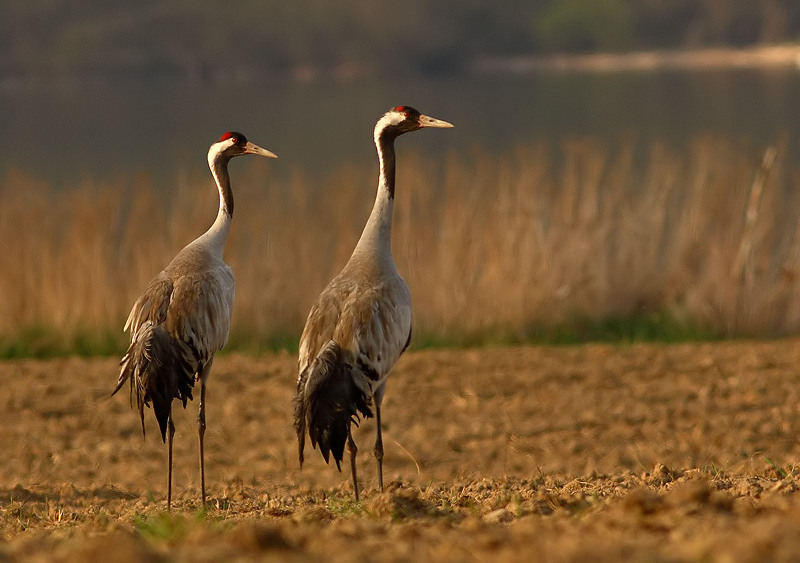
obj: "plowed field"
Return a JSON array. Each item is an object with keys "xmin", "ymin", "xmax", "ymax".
[{"xmin": 4, "ymin": 341, "xmax": 800, "ymax": 561}]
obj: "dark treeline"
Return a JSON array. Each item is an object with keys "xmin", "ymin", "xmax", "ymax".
[{"xmin": 3, "ymin": 1, "xmax": 800, "ymax": 81}]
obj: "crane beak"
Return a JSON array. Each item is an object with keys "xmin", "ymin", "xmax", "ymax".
[
  {"xmin": 245, "ymin": 142, "xmax": 278, "ymax": 158},
  {"xmin": 418, "ymin": 114, "xmax": 454, "ymax": 129}
]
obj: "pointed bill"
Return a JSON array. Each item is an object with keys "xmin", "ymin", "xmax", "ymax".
[
  {"xmin": 245, "ymin": 142, "xmax": 278, "ymax": 158},
  {"xmin": 419, "ymin": 114, "xmax": 454, "ymax": 129}
]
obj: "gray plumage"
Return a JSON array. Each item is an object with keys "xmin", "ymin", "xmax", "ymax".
[
  {"xmin": 114, "ymin": 248, "xmax": 234, "ymax": 439},
  {"xmin": 112, "ymin": 131, "xmax": 276, "ymax": 509}
]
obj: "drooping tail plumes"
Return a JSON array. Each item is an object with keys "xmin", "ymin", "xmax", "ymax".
[
  {"xmin": 113, "ymin": 322, "xmax": 196, "ymax": 442},
  {"xmin": 295, "ymin": 340, "xmax": 373, "ymax": 470}
]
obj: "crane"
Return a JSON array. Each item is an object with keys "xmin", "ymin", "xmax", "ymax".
[
  {"xmin": 294, "ymin": 106, "xmax": 452, "ymax": 499},
  {"xmin": 113, "ymin": 131, "xmax": 277, "ymax": 510}
]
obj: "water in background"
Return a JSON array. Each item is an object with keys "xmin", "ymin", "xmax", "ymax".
[{"xmin": 4, "ymin": 67, "xmax": 800, "ymax": 188}]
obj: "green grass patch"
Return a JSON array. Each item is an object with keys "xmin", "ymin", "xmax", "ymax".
[
  {"xmin": 0, "ymin": 311, "xmax": 725, "ymax": 359},
  {"xmin": 0, "ymin": 325, "xmax": 127, "ymax": 358},
  {"xmin": 411, "ymin": 310, "xmax": 721, "ymax": 350},
  {"xmin": 325, "ymin": 494, "xmax": 365, "ymax": 518},
  {"xmin": 224, "ymin": 327, "xmax": 300, "ymax": 356},
  {"xmin": 764, "ymin": 457, "xmax": 791, "ymax": 480},
  {"xmin": 133, "ymin": 511, "xmax": 191, "ymax": 542},
  {"xmin": 132, "ymin": 510, "xmax": 229, "ymax": 543}
]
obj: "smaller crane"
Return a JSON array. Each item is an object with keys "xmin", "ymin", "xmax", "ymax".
[{"xmin": 113, "ymin": 132, "xmax": 276, "ymax": 510}]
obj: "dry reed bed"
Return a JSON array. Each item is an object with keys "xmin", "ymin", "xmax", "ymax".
[{"xmin": 0, "ymin": 135, "xmax": 798, "ymax": 351}]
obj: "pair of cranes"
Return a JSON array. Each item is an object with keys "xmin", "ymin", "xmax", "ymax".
[{"xmin": 112, "ymin": 107, "xmax": 453, "ymax": 509}]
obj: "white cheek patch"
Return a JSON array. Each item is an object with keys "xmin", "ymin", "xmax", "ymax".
[
  {"xmin": 207, "ymin": 138, "xmax": 238, "ymax": 164},
  {"xmin": 373, "ymin": 110, "xmax": 406, "ymax": 141}
]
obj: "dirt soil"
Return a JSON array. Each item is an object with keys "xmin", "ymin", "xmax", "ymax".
[{"xmin": 4, "ymin": 340, "xmax": 800, "ymax": 561}]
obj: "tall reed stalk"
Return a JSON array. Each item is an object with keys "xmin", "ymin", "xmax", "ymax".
[{"xmin": 1, "ymin": 135, "xmax": 798, "ymax": 355}]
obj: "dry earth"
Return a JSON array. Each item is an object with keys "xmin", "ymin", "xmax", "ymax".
[{"xmin": 4, "ymin": 340, "xmax": 800, "ymax": 561}]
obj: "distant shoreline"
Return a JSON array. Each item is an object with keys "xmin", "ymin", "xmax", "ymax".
[
  {"xmin": 475, "ymin": 44, "xmax": 800, "ymax": 74},
  {"xmin": 4, "ymin": 44, "xmax": 800, "ymax": 93}
]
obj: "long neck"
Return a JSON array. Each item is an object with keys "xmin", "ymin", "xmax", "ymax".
[
  {"xmin": 353, "ymin": 130, "xmax": 397, "ymax": 259},
  {"xmin": 200, "ymin": 153, "xmax": 234, "ymax": 255}
]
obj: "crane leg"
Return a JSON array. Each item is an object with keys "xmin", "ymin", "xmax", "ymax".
[
  {"xmin": 374, "ymin": 405, "xmax": 384, "ymax": 492},
  {"xmin": 198, "ymin": 380, "xmax": 207, "ymax": 510},
  {"xmin": 347, "ymin": 428, "xmax": 359, "ymax": 501},
  {"xmin": 167, "ymin": 412, "xmax": 175, "ymax": 511}
]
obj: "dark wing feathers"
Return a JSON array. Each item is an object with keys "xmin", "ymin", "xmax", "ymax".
[
  {"xmin": 115, "ymin": 248, "xmax": 235, "ymax": 439},
  {"xmin": 113, "ymin": 322, "xmax": 195, "ymax": 442},
  {"xmin": 295, "ymin": 273, "xmax": 411, "ymax": 469},
  {"xmin": 294, "ymin": 340, "xmax": 373, "ymax": 470}
]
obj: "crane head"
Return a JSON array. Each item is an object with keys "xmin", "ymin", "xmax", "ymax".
[
  {"xmin": 211, "ymin": 131, "xmax": 278, "ymax": 162},
  {"xmin": 374, "ymin": 106, "xmax": 453, "ymax": 141}
]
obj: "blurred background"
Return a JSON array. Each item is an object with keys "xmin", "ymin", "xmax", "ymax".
[
  {"xmin": 5, "ymin": 1, "xmax": 800, "ymax": 183},
  {"xmin": 4, "ymin": 1, "xmax": 800, "ymax": 354}
]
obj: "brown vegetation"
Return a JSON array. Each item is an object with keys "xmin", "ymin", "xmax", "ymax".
[{"xmin": 0, "ymin": 135, "xmax": 798, "ymax": 353}]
